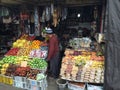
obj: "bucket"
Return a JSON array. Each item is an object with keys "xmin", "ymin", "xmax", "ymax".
[{"xmin": 56, "ymin": 79, "xmax": 68, "ymax": 90}]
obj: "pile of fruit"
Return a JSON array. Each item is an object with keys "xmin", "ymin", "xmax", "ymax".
[
  {"xmin": 26, "ymin": 69, "xmax": 41, "ymax": 80},
  {"xmin": 22, "ymin": 41, "xmax": 31, "ymax": 49},
  {"xmin": 17, "ymin": 48, "xmax": 31, "ymax": 56},
  {"xmin": 0, "ymin": 56, "xmax": 30, "ymax": 65},
  {"xmin": 13, "ymin": 39, "xmax": 28, "ymax": 48},
  {"xmin": 1, "ymin": 56, "xmax": 16, "ymax": 64},
  {"xmin": 5, "ymin": 64, "xmax": 18, "ymax": 76},
  {"xmin": 14, "ymin": 56, "xmax": 29, "ymax": 65},
  {"xmin": 28, "ymin": 58, "xmax": 47, "ymax": 70},
  {"xmin": 5, "ymin": 35, "xmax": 47, "ymax": 58},
  {"xmin": 0, "ymin": 63, "xmax": 9, "ymax": 74},
  {"xmin": 90, "ymin": 52, "xmax": 104, "ymax": 61},
  {"xmin": 5, "ymin": 48, "xmax": 20, "ymax": 56},
  {"xmin": 0, "ymin": 56, "xmax": 47, "ymax": 76},
  {"xmin": 14, "ymin": 66, "xmax": 31, "ymax": 77},
  {"xmin": 60, "ymin": 49, "xmax": 104, "ymax": 83},
  {"xmin": 0, "ymin": 34, "xmax": 48, "ymax": 86},
  {"xmin": 30, "ymin": 40, "xmax": 43, "ymax": 49},
  {"xmin": 0, "ymin": 63, "xmax": 46, "ymax": 80}
]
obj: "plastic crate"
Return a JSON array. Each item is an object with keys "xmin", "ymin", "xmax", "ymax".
[
  {"xmin": 27, "ymin": 79, "xmax": 38, "ymax": 86},
  {"xmin": 1, "ymin": 75, "xmax": 13, "ymax": 85},
  {"xmin": 13, "ymin": 81, "xmax": 28, "ymax": 89},
  {"xmin": 27, "ymin": 76, "xmax": 47, "ymax": 87},
  {"xmin": 13, "ymin": 76, "xmax": 27, "ymax": 82},
  {"xmin": 0, "ymin": 74, "xmax": 2, "ymax": 82},
  {"xmin": 27, "ymin": 76, "xmax": 47, "ymax": 90},
  {"xmin": 8, "ymin": 77, "xmax": 13, "ymax": 85},
  {"xmin": 27, "ymin": 85, "xmax": 47, "ymax": 90}
]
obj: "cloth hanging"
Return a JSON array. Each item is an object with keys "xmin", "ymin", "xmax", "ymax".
[{"xmin": 3, "ymin": 16, "xmax": 12, "ymax": 24}]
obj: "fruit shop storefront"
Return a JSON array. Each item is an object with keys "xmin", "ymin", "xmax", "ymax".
[
  {"xmin": 0, "ymin": 0, "xmax": 120, "ymax": 90},
  {"xmin": 0, "ymin": 1, "xmax": 106, "ymax": 90}
]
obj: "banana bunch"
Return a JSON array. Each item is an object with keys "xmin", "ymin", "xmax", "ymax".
[
  {"xmin": 0, "ymin": 64, "xmax": 9, "ymax": 75},
  {"xmin": 74, "ymin": 55, "xmax": 90, "ymax": 61}
]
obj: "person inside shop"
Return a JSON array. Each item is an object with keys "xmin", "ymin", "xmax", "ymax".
[{"xmin": 45, "ymin": 26, "xmax": 60, "ymax": 79}]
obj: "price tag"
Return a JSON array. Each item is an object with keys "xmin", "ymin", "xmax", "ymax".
[{"xmin": 21, "ymin": 61, "xmax": 27, "ymax": 67}]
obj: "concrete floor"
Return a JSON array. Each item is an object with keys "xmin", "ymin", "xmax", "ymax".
[{"xmin": 0, "ymin": 77, "xmax": 69, "ymax": 90}]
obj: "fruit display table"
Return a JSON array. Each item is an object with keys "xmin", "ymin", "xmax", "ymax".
[
  {"xmin": 60, "ymin": 49, "xmax": 104, "ymax": 84},
  {"xmin": 0, "ymin": 34, "xmax": 48, "ymax": 90}
]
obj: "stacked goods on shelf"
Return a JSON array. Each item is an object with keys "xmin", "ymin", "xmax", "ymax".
[{"xmin": 60, "ymin": 49, "xmax": 104, "ymax": 83}]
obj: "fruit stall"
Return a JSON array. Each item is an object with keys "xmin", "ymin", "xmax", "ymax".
[
  {"xmin": 0, "ymin": 34, "xmax": 48, "ymax": 90},
  {"xmin": 60, "ymin": 37, "xmax": 105, "ymax": 90}
]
